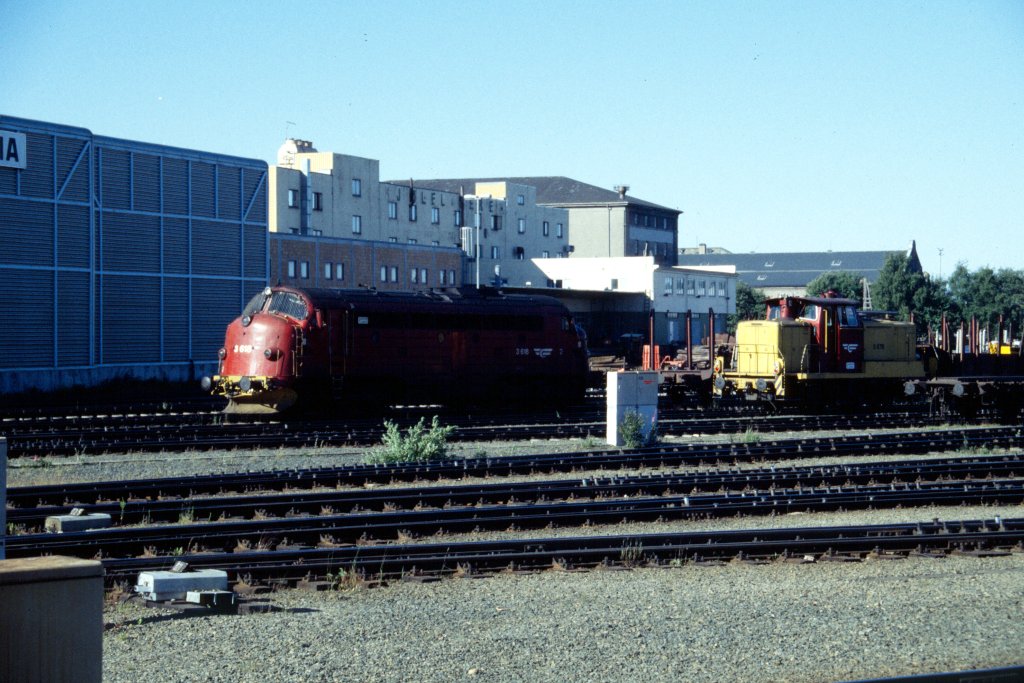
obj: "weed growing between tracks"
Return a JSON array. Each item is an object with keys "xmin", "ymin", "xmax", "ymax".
[{"xmin": 369, "ymin": 416, "xmax": 456, "ymax": 464}]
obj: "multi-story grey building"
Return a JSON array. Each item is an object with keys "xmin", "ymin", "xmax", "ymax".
[
  {"xmin": 0, "ymin": 115, "xmax": 268, "ymax": 393},
  {"xmin": 414, "ymin": 177, "xmax": 681, "ymax": 268}
]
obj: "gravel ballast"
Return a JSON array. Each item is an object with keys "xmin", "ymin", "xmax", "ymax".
[{"xmin": 103, "ymin": 553, "xmax": 1024, "ymax": 683}]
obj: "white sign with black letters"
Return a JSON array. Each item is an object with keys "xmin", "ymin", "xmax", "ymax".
[{"xmin": 0, "ymin": 130, "xmax": 27, "ymax": 169}]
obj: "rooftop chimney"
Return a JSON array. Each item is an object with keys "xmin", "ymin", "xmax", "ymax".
[{"xmin": 614, "ymin": 184, "xmax": 629, "ymax": 199}]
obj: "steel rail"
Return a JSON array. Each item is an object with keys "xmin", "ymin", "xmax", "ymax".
[
  {"xmin": 10, "ymin": 480, "xmax": 1024, "ymax": 561},
  {"xmin": 90, "ymin": 516, "xmax": 1024, "ymax": 585},
  {"xmin": 7, "ymin": 426, "xmax": 1023, "ymax": 510},
  {"xmin": 8, "ymin": 453, "xmax": 1024, "ymax": 530}
]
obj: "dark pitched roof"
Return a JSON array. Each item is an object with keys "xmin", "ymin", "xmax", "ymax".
[
  {"xmin": 675, "ymin": 250, "xmax": 901, "ymax": 288},
  {"xmin": 394, "ymin": 176, "xmax": 680, "ymax": 214}
]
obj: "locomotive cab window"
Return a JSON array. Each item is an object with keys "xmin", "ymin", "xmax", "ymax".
[
  {"xmin": 267, "ymin": 292, "xmax": 309, "ymax": 321},
  {"xmin": 840, "ymin": 306, "xmax": 860, "ymax": 326},
  {"xmin": 242, "ymin": 289, "xmax": 272, "ymax": 317}
]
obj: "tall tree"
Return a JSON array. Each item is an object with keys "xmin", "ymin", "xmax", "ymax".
[
  {"xmin": 727, "ymin": 280, "xmax": 764, "ymax": 334},
  {"xmin": 805, "ymin": 271, "xmax": 864, "ymax": 301},
  {"xmin": 872, "ymin": 253, "xmax": 950, "ymax": 334}
]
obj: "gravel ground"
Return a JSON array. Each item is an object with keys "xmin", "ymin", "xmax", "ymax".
[
  {"xmin": 8, "ymin": 430, "xmax": 1024, "ymax": 681},
  {"xmin": 102, "ymin": 553, "xmax": 1024, "ymax": 683}
]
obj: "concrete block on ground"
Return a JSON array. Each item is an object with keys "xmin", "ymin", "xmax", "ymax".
[
  {"xmin": 136, "ymin": 568, "xmax": 229, "ymax": 602},
  {"xmin": 45, "ymin": 513, "xmax": 112, "ymax": 533},
  {"xmin": 0, "ymin": 555, "xmax": 104, "ymax": 683}
]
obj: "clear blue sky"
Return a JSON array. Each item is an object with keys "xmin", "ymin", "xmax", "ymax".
[{"xmin": 4, "ymin": 0, "xmax": 1022, "ymax": 276}]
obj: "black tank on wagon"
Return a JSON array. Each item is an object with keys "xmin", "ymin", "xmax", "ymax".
[{"xmin": 203, "ymin": 286, "xmax": 590, "ymax": 414}]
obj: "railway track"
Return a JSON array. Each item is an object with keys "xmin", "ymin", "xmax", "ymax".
[
  {"xmin": 0, "ymin": 405, "xmax": 998, "ymax": 458},
  {"xmin": 34, "ymin": 517, "xmax": 1024, "ymax": 587},
  {"xmin": 6, "ymin": 424, "xmax": 1024, "ymax": 587},
  {"xmin": 8, "ymin": 452, "xmax": 1024, "ymax": 531},
  {"xmin": 8, "ymin": 425, "xmax": 1022, "ymax": 510}
]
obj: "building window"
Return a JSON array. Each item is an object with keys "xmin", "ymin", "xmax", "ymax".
[
  {"xmin": 431, "ymin": 207, "xmax": 440, "ymax": 224},
  {"xmin": 664, "ymin": 278, "xmax": 673, "ymax": 295},
  {"xmin": 542, "ymin": 250, "xmax": 550, "ymax": 258},
  {"xmin": 312, "ymin": 229, "xmax": 322, "ymax": 236},
  {"xmin": 351, "ymin": 178, "xmax": 362, "ymax": 196},
  {"xmin": 431, "ymin": 240, "xmax": 439, "ymax": 246},
  {"xmin": 409, "ymin": 204, "xmax": 417, "ymax": 221},
  {"xmin": 300, "ymin": 261, "xmax": 310, "ymax": 279},
  {"xmin": 287, "ymin": 260, "xmax": 296, "ymax": 278},
  {"xmin": 408, "ymin": 238, "xmax": 417, "ymax": 244},
  {"xmin": 388, "ymin": 201, "xmax": 398, "ymax": 219},
  {"xmin": 390, "ymin": 266, "xmax": 398, "ymax": 282},
  {"xmin": 698, "ymin": 280, "xmax": 706, "ymax": 296},
  {"xmin": 556, "ymin": 222, "xmax": 563, "ymax": 238},
  {"xmin": 290, "ymin": 228, "xmax": 300, "ymax": 235},
  {"xmin": 686, "ymin": 279, "xmax": 695, "ymax": 295},
  {"xmin": 490, "ymin": 246, "xmax": 500, "ymax": 259},
  {"xmin": 352, "ymin": 215, "xmax": 362, "ymax": 234},
  {"xmin": 676, "ymin": 277, "xmax": 685, "ymax": 293},
  {"xmin": 324, "ymin": 263, "xmax": 333, "ymax": 280},
  {"xmin": 449, "ymin": 269, "xmax": 455, "ymax": 284},
  {"xmin": 490, "ymin": 215, "xmax": 500, "ymax": 231},
  {"xmin": 388, "ymin": 236, "xmax": 397, "ymax": 243},
  {"xmin": 380, "ymin": 266, "xmax": 387, "ymax": 282},
  {"xmin": 517, "ymin": 218, "xmax": 525, "ymax": 234},
  {"xmin": 516, "ymin": 194, "xmax": 525, "ymax": 205},
  {"xmin": 313, "ymin": 192, "xmax": 323, "ymax": 211},
  {"xmin": 717, "ymin": 282, "xmax": 726, "ymax": 296},
  {"xmin": 542, "ymin": 221, "xmax": 549, "ymax": 236},
  {"xmin": 662, "ymin": 217, "xmax": 668, "ymax": 229},
  {"xmin": 515, "ymin": 247, "xmax": 525, "ymax": 261},
  {"xmin": 336, "ymin": 263, "xmax": 344, "ymax": 280},
  {"xmin": 420, "ymin": 268, "xmax": 428, "ymax": 283},
  {"xmin": 440, "ymin": 270, "xmax": 447, "ymax": 285},
  {"xmin": 454, "ymin": 209, "xmax": 462, "ymax": 226},
  {"xmin": 288, "ymin": 189, "xmax": 299, "ymax": 208},
  {"xmin": 411, "ymin": 268, "xmax": 419, "ymax": 284}
]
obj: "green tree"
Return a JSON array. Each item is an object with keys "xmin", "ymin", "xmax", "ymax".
[
  {"xmin": 805, "ymin": 271, "xmax": 864, "ymax": 300},
  {"xmin": 948, "ymin": 265, "xmax": 1024, "ymax": 336},
  {"xmin": 872, "ymin": 253, "xmax": 950, "ymax": 335},
  {"xmin": 727, "ymin": 281, "xmax": 765, "ymax": 334}
]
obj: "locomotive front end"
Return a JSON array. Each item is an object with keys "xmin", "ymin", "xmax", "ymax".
[{"xmin": 203, "ymin": 288, "xmax": 310, "ymax": 414}]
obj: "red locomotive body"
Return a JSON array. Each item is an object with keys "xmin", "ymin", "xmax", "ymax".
[{"xmin": 205, "ymin": 286, "xmax": 589, "ymax": 414}]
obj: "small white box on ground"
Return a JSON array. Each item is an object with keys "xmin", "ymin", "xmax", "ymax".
[
  {"xmin": 607, "ymin": 371, "xmax": 659, "ymax": 447},
  {"xmin": 136, "ymin": 569, "xmax": 229, "ymax": 602},
  {"xmin": 45, "ymin": 513, "xmax": 112, "ymax": 533}
]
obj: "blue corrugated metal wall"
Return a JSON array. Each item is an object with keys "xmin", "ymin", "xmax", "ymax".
[{"xmin": 0, "ymin": 115, "xmax": 268, "ymax": 393}]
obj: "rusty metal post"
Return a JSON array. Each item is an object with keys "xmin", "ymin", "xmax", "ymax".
[
  {"xmin": 708, "ymin": 307, "xmax": 716, "ymax": 363},
  {"xmin": 685, "ymin": 310, "xmax": 693, "ymax": 371}
]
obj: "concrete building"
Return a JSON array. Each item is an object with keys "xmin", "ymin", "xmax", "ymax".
[
  {"xmin": 415, "ymin": 177, "xmax": 681, "ymax": 268},
  {"xmin": 268, "ymin": 140, "xmax": 489, "ymax": 290},
  {"xmin": 533, "ymin": 256, "xmax": 736, "ymax": 346},
  {"xmin": 0, "ymin": 115, "xmax": 268, "ymax": 394},
  {"xmin": 678, "ymin": 242, "xmax": 923, "ymax": 299}
]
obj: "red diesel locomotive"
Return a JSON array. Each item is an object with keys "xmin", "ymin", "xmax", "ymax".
[{"xmin": 203, "ymin": 286, "xmax": 589, "ymax": 414}]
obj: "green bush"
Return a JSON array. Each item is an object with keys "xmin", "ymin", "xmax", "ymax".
[
  {"xmin": 369, "ymin": 416, "xmax": 456, "ymax": 464},
  {"xmin": 620, "ymin": 410, "xmax": 656, "ymax": 449}
]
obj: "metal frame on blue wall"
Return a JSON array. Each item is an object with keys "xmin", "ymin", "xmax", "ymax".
[{"xmin": 0, "ymin": 115, "xmax": 268, "ymax": 393}]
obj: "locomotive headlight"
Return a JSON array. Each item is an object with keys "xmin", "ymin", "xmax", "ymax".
[
  {"xmin": 264, "ymin": 347, "xmax": 281, "ymax": 360},
  {"xmin": 241, "ymin": 315, "xmax": 252, "ymax": 327},
  {"xmin": 218, "ymin": 347, "xmax": 227, "ymax": 360}
]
